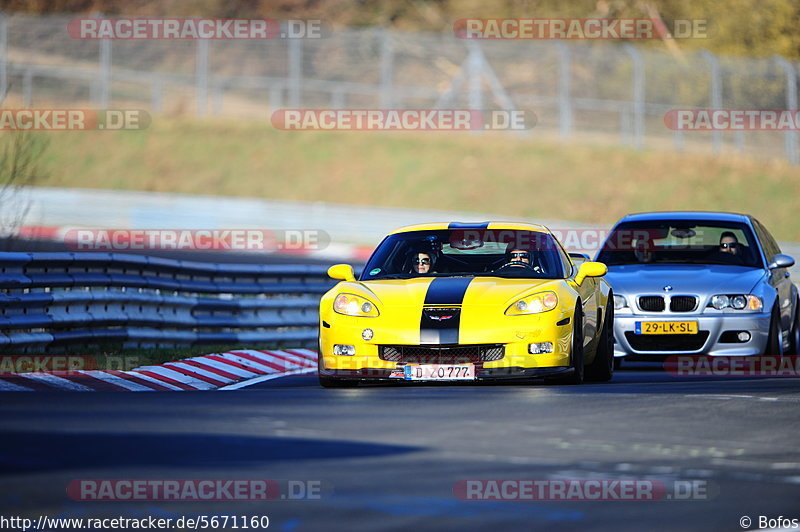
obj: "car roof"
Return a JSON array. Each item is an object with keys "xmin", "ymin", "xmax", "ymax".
[
  {"xmin": 389, "ymin": 222, "xmax": 550, "ymax": 235},
  {"xmin": 617, "ymin": 211, "xmax": 753, "ymax": 224}
]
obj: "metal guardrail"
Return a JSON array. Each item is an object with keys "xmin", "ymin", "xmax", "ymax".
[{"xmin": 0, "ymin": 252, "xmax": 337, "ymax": 351}]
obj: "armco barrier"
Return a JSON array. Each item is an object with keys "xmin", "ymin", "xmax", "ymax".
[{"xmin": 0, "ymin": 252, "xmax": 339, "ymax": 351}]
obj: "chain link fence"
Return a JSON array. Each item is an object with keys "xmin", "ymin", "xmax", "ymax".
[{"xmin": 2, "ymin": 14, "xmax": 798, "ymax": 162}]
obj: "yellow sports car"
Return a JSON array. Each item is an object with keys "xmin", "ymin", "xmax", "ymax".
[{"xmin": 318, "ymin": 222, "xmax": 613, "ymax": 387}]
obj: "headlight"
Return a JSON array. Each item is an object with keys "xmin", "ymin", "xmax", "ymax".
[
  {"xmin": 613, "ymin": 294, "xmax": 628, "ymax": 310},
  {"xmin": 506, "ymin": 291, "xmax": 558, "ymax": 315},
  {"xmin": 709, "ymin": 294, "xmax": 762, "ymax": 311},
  {"xmin": 333, "ymin": 293, "xmax": 380, "ymax": 317}
]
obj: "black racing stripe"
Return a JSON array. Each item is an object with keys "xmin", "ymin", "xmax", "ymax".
[
  {"xmin": 420, "ymin": 277, "xmax": 473, "ymax": 345},
  {"xmin": 448, "ymin": 222, "xmax": 490, "ymax": 230},
  {"xmin": 423, "ymin": 276, "xmax": 473, "ymax": 306}
]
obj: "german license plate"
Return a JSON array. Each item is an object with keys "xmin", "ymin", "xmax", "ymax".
[
  {"xmin": 635, "ymin": 321, "xmax": 698, "ymax": 335},
  {"xmin": 403, "ymin": 364, "xmax": 476, "ymax": 381}
]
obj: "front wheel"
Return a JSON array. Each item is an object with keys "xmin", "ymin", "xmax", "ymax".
[
  {"xmin": 762, "ymin": 304, "xmax": 785, "ymax": 357},
  {"xmin": 586, "ymin": 302, "xmax": 614, "ymax": 382},
  {"xmin": 547, "ymin": 305, "xmax": 584, "ymax": 385},
  {"xmin": 788, "ymin": 295, "xmax": 800, "ymax": 356}
]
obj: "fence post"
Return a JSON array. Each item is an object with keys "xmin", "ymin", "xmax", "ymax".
[
  {"xmin": 0, "ymin": 13, "xmax": 7, "ymax": 102},
  {"xmin": 624, "ymin": 44, "xmax": 645, "ymax": 150},
  {"xmin": 701, "ymin": 50, "xmax": 722, "ymax": 154},
  {"xmin": 556, "ymin": 42, "xmax": 572, "ymax": 139},
  {"xmin": 287, "ymin": 34, "xmax": 302, "ymax": 108},
  {"xmin": 775, "ymin": 56, "xmax": 798, "ymax": 165},
  {"xmin": 22, "ymin": 68, "xmax": 32, "ymax": 107},
  {"xmin": 379, "ymin": 29, "xmax": 394, "ymax": 108},
  {"xmin": 467, "ymin": 41, "xmax": 483, "ymax": 110},
  {"xmin": 151, "ymin": 76, "xmax": 163, "ymax": 113},
  {"xmin": 98, "ymin": 36, "xmax": 111, "ymax": 107},
  {"xmin": 195, "ymin": 38, "xmax": 209, "ymax": 116}
]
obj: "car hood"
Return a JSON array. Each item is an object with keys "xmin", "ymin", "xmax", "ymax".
[
  {"xmin": 352, "ymin": 276, "xmax": 559, "ymax": 308},
  {"xmin": 605, "ymin": 264, "xmax": 766, "ymax": 295}
]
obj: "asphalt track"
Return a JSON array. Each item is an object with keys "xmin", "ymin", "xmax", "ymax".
[{"xmin": 1, "ymin": 365, "xmax": 799, "ymax": 531}]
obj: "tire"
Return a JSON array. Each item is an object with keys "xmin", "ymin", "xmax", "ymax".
[
  {"xmin": 547, "ymin": 305, "xmax": 584, "ymax": 385},
  {"xmin": 613, "ymin": 357, "xmax": 623, "ymax": 370},
  {"xmin": 762, "ymin": 303, "xmax": 785, "ymax": 357},
  {"xmin": 788, "ymin": 295, "xmax": 800, "ymax": 356},
  {"xmin": 317, "ymin": 340, "xmax": 359, "ymax": 388},
  {"xmin": 586, "ymin": 302, "xmax": 614, "ymax": 382}
]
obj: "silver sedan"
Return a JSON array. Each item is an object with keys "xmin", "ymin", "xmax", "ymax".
[{"xmin": 596, "ymin": 212, "xmax": 800, "ymax": 360}]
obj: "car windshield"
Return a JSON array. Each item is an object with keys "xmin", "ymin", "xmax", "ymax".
[
  {"xmin": 361, "ymin": 229, "xmax": 570, "ymax": 280},
  {"xmin": 596, "ymin": 220, "xmax": 762, "ymax": 267}
]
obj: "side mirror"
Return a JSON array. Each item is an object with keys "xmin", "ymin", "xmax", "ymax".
[
  {"xmin": 575, "ymin": 261, "xmax": 608, "ymax": 286},
  {"xmin": 768, "ymin": 253, "xmax": 795, "ymax": 269},
  {"xmin": 328, "ymin": 264, "xmax": 356, "ymax": 282}
]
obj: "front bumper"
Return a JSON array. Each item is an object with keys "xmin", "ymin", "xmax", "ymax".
[
  {"xmin": 613, "ymin": 312, "xmax": 771, "ymax": 357},
  {"xmin": 318, "ymin": 311, "xmax": 575, "ymax": 380}
]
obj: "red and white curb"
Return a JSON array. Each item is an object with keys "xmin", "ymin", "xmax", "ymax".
[{"xmin": 0, "ymin": 349, "xmax": 318, "ymax": 392}]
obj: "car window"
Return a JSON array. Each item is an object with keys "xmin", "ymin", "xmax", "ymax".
[
  {"xmin": 596, "ymin": 220, "xmax": 762, "ymax": 267},
  {"xmin": 752, "ymin": 218, "xmax": 781, "ymax": 259},
  {"xmin": 361, "ymin": 229, "xmax": 568, "ymax": 280}
]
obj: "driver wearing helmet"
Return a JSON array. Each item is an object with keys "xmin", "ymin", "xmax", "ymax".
[{"xmin": 502, "ymin": 243, "xmax": 542, "ymax": 272}]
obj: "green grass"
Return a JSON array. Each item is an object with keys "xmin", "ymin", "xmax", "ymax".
[{"xmin": 33, "ymin": 117, "xmax": 800, "ymax": 241}]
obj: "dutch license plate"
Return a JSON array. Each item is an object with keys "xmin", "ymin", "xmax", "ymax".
[
  {"xmin": 403, "ymin": 364, "xmax": 476, "ymax": 381},
  {"xmin": 635, "ymin": 321, "xmax": 698, "ymax": 335}
]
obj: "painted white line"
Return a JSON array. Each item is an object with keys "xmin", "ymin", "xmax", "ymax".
[
  {"xmin": 219, "ymin": 367, "xmax": 317, "ymax": 390},
  {"xmin": 23, "ymin": 373, "xmax": 93, "ymax": 392},
  {"xmin": 0, "ymin": 378, "xmax": 34, "ymax": 391},
  {"xmin": 186, "ymin": 356, "xmax": 260, "ymax": 378},
  {"xmin": 80, "ymin": 371, "xmax": 155, "ymax": 392}
]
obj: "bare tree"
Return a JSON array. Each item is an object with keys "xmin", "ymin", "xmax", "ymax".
[{"xmin": 0, "ymin": 131, "xmax": 48, "ymax": 250}]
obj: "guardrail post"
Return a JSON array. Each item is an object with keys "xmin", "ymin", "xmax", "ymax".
[
  {"xmin": 775, "ymin": 56, "xmax": 798, "ymax": 165},
  {"xmin": 624, "ymin": 44, "xmax": 645, "ymax": 150}
]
